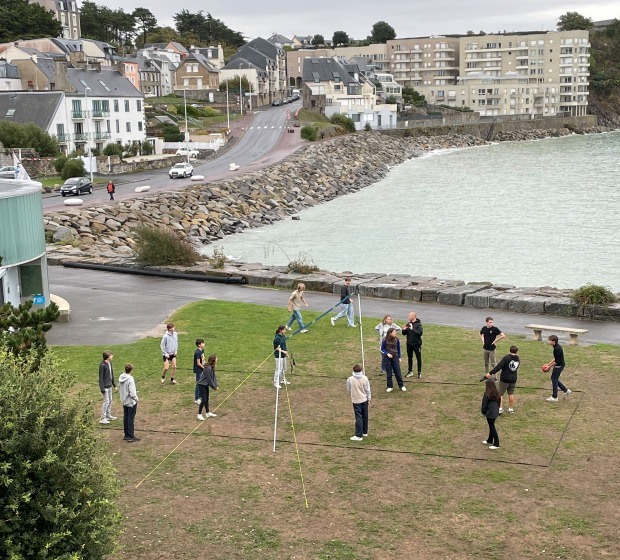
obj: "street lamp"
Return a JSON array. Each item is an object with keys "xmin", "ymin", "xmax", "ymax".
[
  {"xmin": 84, "ymin": 86, "xmax": 93, "ymax": 184},
  {"xmin": 225, "ymin": 80, "xmax": 230, "ymax": 131},
  {"xmin": 183, "ymin": 88, "xmax": 189, "ymax": 163},
  {"xmin": 239, "ymin": 63, "xmax": 243, "ymax": 116}
]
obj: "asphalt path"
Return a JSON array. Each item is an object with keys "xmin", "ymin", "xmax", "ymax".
[
  {"xmin": 46, "ymin": 266, "xmax": 620, "ymax": 347},
  {"xmin": 42, "ymin": 101, "xmax": 303, "ymax": 211}
]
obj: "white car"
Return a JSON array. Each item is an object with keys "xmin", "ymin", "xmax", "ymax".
[
  {"xmin": 176, "ymin": 147, "xmax": 200, "ymax": 158},
  {"xmin": 169, "ymin": 162, "xmax": 194, "ymax": 179}
]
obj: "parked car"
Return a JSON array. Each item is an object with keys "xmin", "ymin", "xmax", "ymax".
[
  {"xmin": 272, "ymin": 99, "xmax": 282, "ymax": 106},
  {"xmin": 169, "ymin": 162, "xmax": 194, "ymax": 179},
  {"xmin": 0, "ymin": 165, "xmax": 16, "ymax": 179},
  {"xmin": 60, "ymin": 177, "xmax": 93, "ymax": 197},
  {"xmin": 175, "ymin": 147, "xmax": 200, "ymax": 158}
]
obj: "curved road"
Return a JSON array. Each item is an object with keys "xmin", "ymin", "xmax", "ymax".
[{"xmin": 43, "ymin": 101, "xmax": 302, "ymax": 211}]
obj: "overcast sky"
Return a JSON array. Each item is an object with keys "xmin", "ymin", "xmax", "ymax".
[{"xmin": 100, "ymin": 0, "xmax": 616, "ymax": 40}]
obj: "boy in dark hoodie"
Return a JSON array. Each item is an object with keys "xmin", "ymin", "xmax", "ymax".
[
  {"xmin": 98, "ymin": 350, "xmax": 116, "ymax": 424},
  {"xmin": 119, "ymin": 363, "xmax": 139, "ymax": 442}
]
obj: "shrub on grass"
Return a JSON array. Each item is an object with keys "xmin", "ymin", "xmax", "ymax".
[
  {"xmin": 208, "ymin": 246, "xmax": 227, "ymax": 269},
  {"xmin": 0, "ymin": 348, "xmax": 121, "ymax": 560},
  {"xmin": 133, "ymin": 225, "xmax": 200, "ymax": 266},
  {"xmin": 571, "ymin": 283, "xmax": 617, "ymax": 317},
  {"xmin": 300, "ymin": 125, "xmax": 318, "ymax": 141},
  {"xmin": 61, "ymin": 158, "xmax": 86, "ymax": 180},
  {"xmin": 103, "ymin": 143, "xmax": 123, "ymax": 157},
  {"xmin": 330, "ymin": 113, "xmax": 356, "ymax": 133},
  {"xmin": 53, "ymin": 153, "xmax": 68, "ymax": 173},
  {"xmin": 288, "ymin": 252, "xmax": 319, "ymax": 274}
]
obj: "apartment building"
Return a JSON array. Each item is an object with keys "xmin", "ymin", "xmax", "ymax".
[{"xmin": 30, "ymin": 0, "xmax": 81, "ymax": 40}]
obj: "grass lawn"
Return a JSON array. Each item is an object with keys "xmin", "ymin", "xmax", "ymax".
[{"xmin": 55, "ymin": 300, "xmax": 620, "ymax": 559}]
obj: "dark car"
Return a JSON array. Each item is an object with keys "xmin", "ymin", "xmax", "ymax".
[{"xmin": 60, "ymin": 177, "xmax": 93, "ymax": 197}]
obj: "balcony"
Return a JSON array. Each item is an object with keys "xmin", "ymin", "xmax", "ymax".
[
  {"xmin": 91, "ymin": 110, "xmax": 110, "ymax": 118},
  {"xmin": 55, "ymin": 133, "xmax": 71, "ymax": 142},
  {"xmin": 92, "ymin": 132, "xmax": 111, "ymax": 140},
  {"xmin": 71, "ymin": 110, "xmax": 87, "ymax": 119},
  {"xmin": 73, "ymin": 132, "xmax": 89, "ymax": 141}
]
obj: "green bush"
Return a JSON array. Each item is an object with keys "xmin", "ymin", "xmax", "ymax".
[
  {"xmin": 364, "ymin": 122, "xmax": 372, "ymax": 131},
  {"xmin": 61, "ymin": 158, "xmax": 86, "ymax": 180},
  {"xmin": 202, "ymin": 106, "xmax": 221, "ymax": 117},
  {"xmin": 300, "ymin": 125, "xmax": 318, "ymax": 141},
  {"xmin": 288, "ymin": 252, "xmax": 319, "ymax": 274},
  {"xmin": 0, "ymin": 348, "xmax": 121, "ymax": 559},
  {"xmin": 162, "ymin": 124, "xmax": 183, "ymax": 142},
  {"xmin": 103, "ymin": 143, "xmax": 123, "ymax": 157},
  {"xmin": 133, "ymin": 225, "xmax": 200, "ymax": 266},
  {"xmin": 330, "ymin": 113, "xmax": 356, "ymax": 133},
  {"xmin": 141, "ymin": 140, "xmax": 154, "ymax": 155},
  {"xmin": 571, "ymin": 283, "xmax": 617, "ymax": 316},
  {"xmin": 53, "ymin": 153, "xmax": 68, "ymax": 173}
]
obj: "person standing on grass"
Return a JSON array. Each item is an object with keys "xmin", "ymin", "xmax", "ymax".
[
  {"xmin": 480, "ymin": 317, "xmax": 506, "ymax": 375},
  {"xmin": 375, "ymin": 315, "xmax": 401, "ymax": 373},
  {"xmin": 286, "ymin": 283, "xmax": 309, "ymax": 333},
  {"xmin": 160, "ymin": 322, "xmax": 178, "ymax": 384},
  {"xmin": 347, "ymin": 364, "xmax": 371, "ymax": 441},
  {"xmin": 402, "ymin": 311, "xmax": 423, "ymax": 379},
  {"xmin": 381, "ymin": 327, "xmax": 406, "ymax": 393},
  {"xmin": 119, "ymin": 363, "xmax": 140, "ymax": 442},
  {"xmin": 544, "ymin": 335, "xmax": 571, "ymax": 402},
  {"xmin": 481, "ymin": 378, "xmax": 501, "ymax": 450},
  {"xmin": 273, "ymin": 325, "xmax": 289, "ymax": 389},
  {"xmin": 197, "ymin": 354, "xmax": 218, "ymax": 420},
  {"xmin": 98, "ymin": 350, "xmax": 117, "ymax": 424},
  {"xmin": 106, "ymin": 180, "xmax": 115, "ymax": 201},
  {"xmin": 486, "ymin": 345, "xmax": 520, "ymax": 414},
  {"xmin": 193, "ymin": 339, "xmax": 205, "ymax": 404},
  {"xmin": 331, "ymin": 277, "xmax": 356, "ymax": 327}
]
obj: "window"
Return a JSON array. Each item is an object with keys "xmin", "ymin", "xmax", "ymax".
[
  {"xmin": 56, "ymin": 124, "xmax": 64, "ymax": 136},
  {"xmin": 138, "ymin": 122, "xmax": 143, "ymax": 132},
  {"xmin": 114, "ymin": 100, "xmax": 119, "ymax": 112},
  {"xmin": 116, "ymin": 120, "xmax": 120, "ymax": 133},
  {"xmin": 126, "ymin": 122, "xmax": 131, "ymax": 132},
  {"xmin": 124, "ymin": 100, "xmax": 130, "ymax": 112},
  {"xmin": 136, "ymin": 100, "xmax": 142, "ymax": 111}
]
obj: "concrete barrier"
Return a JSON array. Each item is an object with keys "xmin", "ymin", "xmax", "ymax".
[
  {"xmin": 63, "ymin": 198, "xmax": 83, "ymax": 206},
  {"xmin": 50, "ymin": 293, "xmax": 70, "ymax": 322},
  {"xmin": 134, "ymin": 185, "xmax": 151, "ymax": 193},
  {"xmin": 191, "ymin": 175, "xmax": 205, "ymax": 181},
  {"xmin": 229, "ymin": 163, "xmax": 240, "ymax": 171}
]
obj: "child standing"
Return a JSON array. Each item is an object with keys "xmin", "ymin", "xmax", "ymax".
[
  {"xmin": 481, "ymin": 378, "xmax": 501, "ymax": 450},
  {"xmin": 118, "ymin": 363, "xmax": 140, "ymax": 442},
  {"xmin": 374, "ymin": 315, "xmax": 401, "ymax": 372},
  {"xmin": 346, "ymin": 364, "xmax": 371, "ymax": 441},
  {"xmin": 381, "ymin": 327, "xmax": 406, "ymax": 392},
  {"xmin": 286, "ymin": 283, "xmax": 309, "ymax": 333},
  {"xmin": 193, "ymin": 339, "xmax": 205, "ymax": 404},
  {"xmin": 197, "ymin": 354, "xmax": 218, "ymax": 420},
  {"xmin": 273, "ymin": 325, "xmax": 289, "ymax": 389},
  {"xmin": 160, "ymin": 322, "xmax": 178, "ymax": 384}
]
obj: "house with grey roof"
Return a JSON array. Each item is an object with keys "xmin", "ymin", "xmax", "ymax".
[
  {"xmin": 0, "ymin": 62, "xmax": 22, "ymax": 91},
  {"xmin": 175, "ymin": 52, "xmax": 219, "ymax": 94},
  {"xmin": 220, "ymin": 57, "xmax": 269, "ymax": 108},
  {"xmin": 30, "ymin": 0, "xmax": 81, "ymax": 39},
  {"xmin": 302, "ymin": 57, "xmax": 397, "ymax": 129},
  {"xmin": 189, "ymin": 45, "xmax": 225, "ymax": 69},
  {"xmin": 138, "ymin": 55, "xmax": 163, "ymax": 97},
  {"xmin": 268, "ymin": 33, "xmax": 295, "ymax": 49}
]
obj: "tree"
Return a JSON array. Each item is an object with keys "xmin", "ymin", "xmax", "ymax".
[
  {"xmin": 173, "ymin": 9, "xmax": 244, "ymax": 48},
  {"xmin": 311, "ymin": 34, "xmax": 325, "ymax": 47},
  {"xmin": 218, "ymin": 76, "xmax": 250, "ymax": 94},
  {"xmin": 0, "ymin": 348, "xmax": 121, "ymax": 559},
  {"xmin": 0, "ymin": 122, "xmax": 59, "ymax": 157},
  {"xmin": 0, "ymin": 0, "xmax": 62, "ymax": 42},
  {"xmin": 133, "ymin": 7, "xmax": 157, "ymax": 47},
  {"xmin": 332, "ymin": 30, "xmax": 350, "ymax": 47},
  {"xmin": 557, "ymin": 11, "xmax": 593, "ymax": 31},
  {"xmin": 370, "ymin": 21, "xmax": 396, "ymax": 43}
]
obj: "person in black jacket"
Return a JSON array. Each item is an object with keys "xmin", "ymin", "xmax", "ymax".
[
  {"xmin": 197, "ymin": 354, "xmax": 218, "ymax": 420},
  {"xmin": 485, "ymin": 345, "xmax": 520, "ymax": 414},
  {"xmin": 544, "ymin": 335, "xmax": 571, "ymax": 402},
  {"xmin": 330, "ymin": 277, "xmax": 356, "ymax": 327},
  {"xmin": 402, "ymin": 311, "xmax": 423, "ymax": 378},
  {"xmin": 481, "ymin": 378, "xmax": 501, "ymax": 449},
  {"xmin": 98, "ymin": 350, "xmax": 117, "ymax": 424}
]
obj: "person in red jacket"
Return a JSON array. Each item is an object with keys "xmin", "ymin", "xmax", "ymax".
[{"xmin": 106, "ymin": 180, "xmax": 115, "ymax": 201}]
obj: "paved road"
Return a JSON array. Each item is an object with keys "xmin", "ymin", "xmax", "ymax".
[
  {"xmin": 42, "ymin": 102, "xmax": 303, "ymax": 211},
  {"xmin": 46, "ymin": 266, "xmax": 620, "ymax": 347}
]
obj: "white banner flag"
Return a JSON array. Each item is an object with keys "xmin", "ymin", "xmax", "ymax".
[{"xmin": 13, "ymin": 152, "xmax": 31, "ymax": 181}]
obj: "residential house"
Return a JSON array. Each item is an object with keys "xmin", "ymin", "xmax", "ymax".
[
  {"xmin": 2, "ymin": 46, "xmax": 63, "ymax": 92},
  {"xmin": 292, "ymin": 35, "xmax": 313, "ymax": 49},
  {"xmin": 0, "ymin": 61, "xmax": 23, "ymax": 91},
  {"xmin": 30, "ymin": 0, "xmax": 81, "ymax": 39},
  {"xmin": 144, "ymin": 42, "xmax": 189, "ymax": 61},
  {"xmin": 189, "ymin": 45, "xmax": 225, "ymax": 69},
  {"xmin": 220, "ymin": 58, "xmax": 269, "ymax": 108},
  {"xmin": 80, "ymin": 39, "xmax": 116, "ymax": 67},
  {"xmin": 373, "ymin": 72, "xmax": 403, "ymax": 102},
  {"xmin": 302, "ymin": 57, "xmax": 397, "ymax": 129},
  {"xmin": 268, "ymin": 33, "xmax": 295, "ymax": 49},
  {"xmin": 137, "ymin": 55, "xmax": 163, "ymax": 97},
  {"xmin": 175, "ymin": 52, "xmax": 219, "ymax": 93},
  {"xmin": 113, "ymin": 56, "xmax": 139, "ymax": 90}
]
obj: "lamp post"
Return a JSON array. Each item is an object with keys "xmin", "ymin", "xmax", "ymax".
[
  {"xmin": 183, "ymin": 88, "xmax": 189, "ymax": 163},
  {"xmin": 84, "ymin": 86, "xmax": 93, "ymax": 184},
  {"xmin": 225, "ymin": 80, "xmax": 230, "ymax": 131},
  {"xmin": 239, "ymin": 63, "xmax": 243, "ymax": 116}
]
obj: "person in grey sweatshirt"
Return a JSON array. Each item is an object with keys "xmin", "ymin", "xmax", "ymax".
[
  {"xmin": 346, "ymin": 364, "xmax": 371, "ymax": 441},
  {"xmin": 119, "ymin": 363, "xmax": 140, "ymax": 442},
  {"xmin": 160, "ymin": 322, "xmax": 178, "ymax": 384}
]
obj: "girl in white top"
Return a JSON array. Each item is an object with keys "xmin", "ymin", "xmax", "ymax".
[{"xmin": 374, "ymin": 315, "xmax": 401, "ymax": 373}]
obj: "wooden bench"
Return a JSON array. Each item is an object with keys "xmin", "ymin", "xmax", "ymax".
[{"xmin": 524, "ymin": 324, "xmax": 589, "ymax": 346}]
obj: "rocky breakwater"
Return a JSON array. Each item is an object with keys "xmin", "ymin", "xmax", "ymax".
[
  {"xmin": 44, "ymin": 133, "xmax": 487, "ymax": 256},
  {"xmin": 494, "ymin": 125, "xmax": 612, "ymax": 142}
]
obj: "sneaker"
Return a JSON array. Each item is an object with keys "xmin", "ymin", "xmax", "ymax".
[
  {"xmin": 283, "ymin": 381, "xmax": 291, "ymax": 385},
  {"xmin": 194, "ymin": 399, "xmax": 202, "ymax": 405},
  {"xmin": 197, "ymin": 414, "xmax": 205, "ymax": 421},
  {"xmin": 508, "ymin": 408, "xmax": 514, "ymax": 413},
  {"xmin": 405, "ymin": 372, "xmax": 414, "ymax": 378},
  {"xmin": 107, "ymin": 415, "xmax": 118, "ymax": 420},
  {"xmin": 286, "ymin": 325, "xmax": 292, "ymax": 331},
  {"xmin": 482, "ymin": 440, "xmax": 489, "ymax": 444},
  {"xmin": 126, "ymin": 436, "xmax": 141, "ymax": 442},
  {"xmin": 564, "ymin": 389, "xmax": 572, "ymax": 398},
  {"xmin": 489, "ymin": 445, "xmax": 500, "ymax": 450},
  {"xmin": 300, "ymin": 329, "xmax": 309, "ymax": 333},
  {"xmin": 350, "ymin": 436, "xmax": 363, "ymax": 441},
  {"xmin": 386, "ymin": 387, "xmax": 393, "ymax": 392},
  {"xmin": 274, "ymin": 383, "xmax": 282, "ymax": 389},
  {"xmin": 170, "ymin": 379, "xmax": 177, "ymax": 385},
  {"xmin": 99, "ymin": 418, "xmax": 110, "ymax": 424},
  {"xmin": 161, "ymin": 378, "xmax": 165, "ymax": 384},
  {"xmin": 546, "ymin": 396, "xmax": 559, "ymax": 402},
  {"xmin": 499, "ymin": 407, "xmax": 504, "ymax": 414},
  {"xmin": 330, "ymin": 317, "xmax": 336, "ymax": 326},
  {"xmin": 401, "ymin": 386, "xmax": 407, "ymax": 392},
  {"xmin": 363, "ymin": 433, "xmax": 368, "ymax": 437},
  {"xmin": 418, "ymin": 373, "xmax": 422, "ymax": 379},
  {"xmin": 348, "ymin": 324, "xmax": 357, "ymax": 328},
  {"xmin": 207, "ymin": 412, "xmax": 217, "ymax": 418}
]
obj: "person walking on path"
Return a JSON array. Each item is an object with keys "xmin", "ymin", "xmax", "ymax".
[
  {"xmin": 347, "ymin": 364, "xmax": 371, "ymax": 441},
  {"xmin": 193, "ymin": 339, "xmax": 205, "ymax": 404},
  {"xmin": 197, "ymin": 354, "xmax": 218, "ymax": 420},
  {"xmin": 381, "ymin": 327, "xmax": 406, "ymax": 392},
  {"xmin": 480, "ymin": 317, "xmax": 506, "ymax": 375},
  {"xmin": 331, "ymin": 277, "xmax": 356, "ymax": 327},
  {"xmin": 161, "ymin": 322, "xmax": 178, "ymax": 384},
  {"xmin": 98, "ymin": 350, "xmax": 117, "ymax": 424},
  {"xmin": 486, "ymin": 345, "xmax": 520, "ymax": 414},
  {"xmin": 544, "ymin": 335, "xmax": 571, "ymax": 402},
  {"xmin": 286, "ymin": 283, "xmax": 309, "ymax": 333},
  {"xmin": 481, "ymin": 378, "xmax": 501, "ymax": 449},
  {"xmin": 273, "ymin": 325, "xmax": 290, "ymax": 389},
  {"xmin": 106, "ymin": 180, "xmax": 115, "ymax": 201},
  {"xmin": 375, "ymin": 315, "xmax": 401, "ymax": 373},
  {"xmin": 119, "ymin": 363, "xmax": 140, "ymax": 442},
  {"xmin": 402, "ymin": 311, "xmax": 423, "ymax": 378}
]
